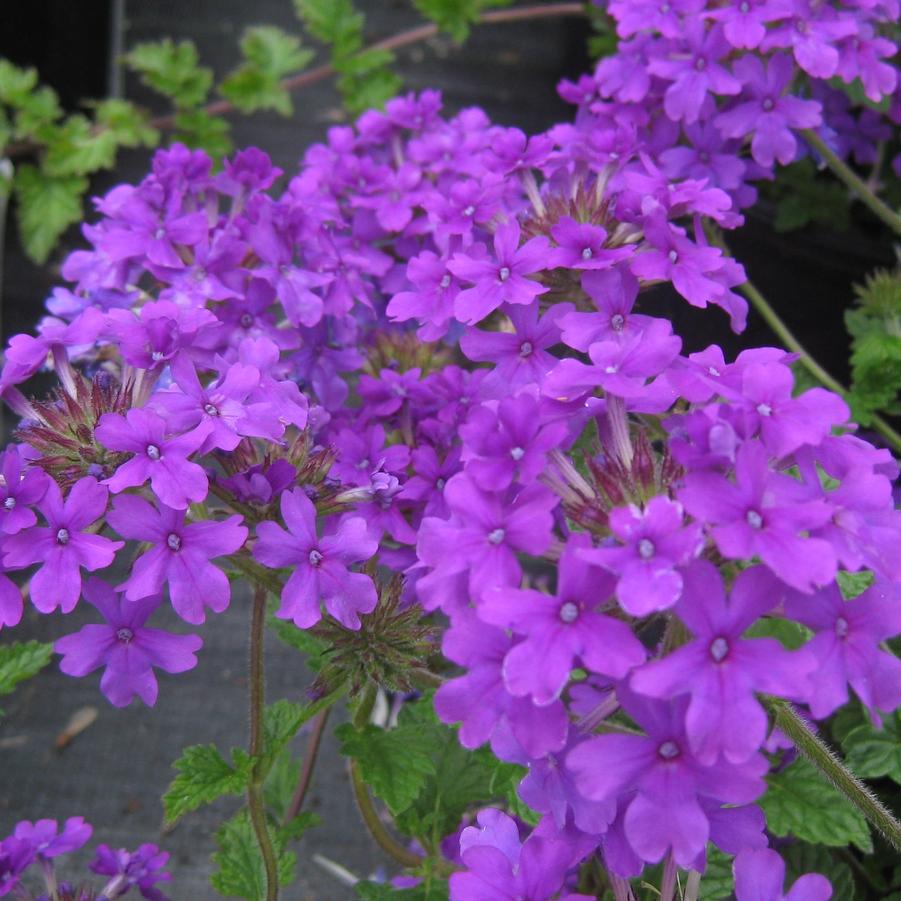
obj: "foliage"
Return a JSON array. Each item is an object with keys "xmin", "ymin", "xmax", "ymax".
[{"xmin": 0, "ymin": 640, "xmax": 53, "ymax": 700}]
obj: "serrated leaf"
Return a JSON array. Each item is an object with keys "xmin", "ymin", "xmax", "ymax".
[
  {"xmin": 163, "ymin": 743, "xmax": 251, "ymax": 823},
  {"xmin": 220, "ymin": 69, "xmax": 294, "ymax": 116},
  {"xmin": 13, "ymin": 165, "xmax": 86, "ymax": 263},
  {"xmin": 760, "ymin": 756, "xmax": 872, "ymax": 852},
  {"xmin": 355, "ymin": 880, "xmax": 449, "ymax": 900},
  {"xmin": 13, "ymin": 86, "xmax": 61, "ymax": 138},
  {"xmin": 293, "ymin": 0, "xmax": 364, "ymax": 57},
  {"xmin": 43, "ymin": 116, "xmax": 118, "ymax": 177},
  {"xmin": 241, "ymin": 26, "xmax": 314, "ymax": 77},
  {"xmin": 699, "ymin": 846, "xmax": 734, "ymax": 900},
  {"xmin": 337, "ymin": 64, "xmax": 402, "ymax": 116},
  {"xmin": 840, "ymin": 710, "xmax": 901, "ymax": 785},
  {"xmin": 782, "ymin": 841, "xmax": 856, "ymax": 900},
  {"xmin": 127, "ymin": 39, "xmax": 213, "ymax": 108},
  {"xmin": 0, "ymin": 60, "xmax": 38, "ymax": 105},
  {"xmin": 94, "ymin": 99, "xmax": 159, "ymax": 148},
  {"xmin": 412, "ymin": 0, "xmax": 481, "ymax": 42},
  {"xmin": 172, "ymin": 109, "xmax": 232, "ymax": 159},
  {"xmin": 0, "ymin": 640, "xmax": 53, "ymax": 696},
  {"xmin": 336, "ymin": 720, "xmax": 437, "ymax": 814},
  {"xmin": 210, "ymin": 809, "xmax": 296, "ymax": 899}
]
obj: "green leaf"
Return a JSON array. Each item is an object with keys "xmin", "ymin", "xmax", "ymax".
[
  {"xmin": 337, "ymin": 63, "xmax": 402, "ymax": 116},
  {"xmin": 0, "ymin": 640, "xmax": 53, "ymax": 696},
  {"xmin": 13, "ymin": 165, "xmax": 86, "ymax": 263},
  {"xmin": 220, "ymin": 26, "xmax": 314, "ymax": 116},
  {"xmin": 766, "ymin": 159, "xmax": 850, "ymax": 233},
  {"xmin": 0, "ymin": 60, "xmax": 38, "ymax": 105},
  {"xmin": 13, "ymin": 86, "xmax": 61, "ymax": 138},
  {"xmin": 412, "ymin": 0, "xmax": 481, "ymax": 42},
  {"xmin": 293, "ymin": 0, "xmax": 365, "ymax": 57},
  {"xmin": 760, "ymin": 756, "xmax": 872, "ymax": 852},
  {"xmin": 336, "ymin": 719, "xmax": 437, "ymax": 814},
  {"xmin": 126, "ymin": 39, "xmax": 213, "ymax": 108},
  {"xmin": 42, "ymin": 115, "xmax": 118, "ymax": 177},
  {"xmin": 162, "ymin": 743, "xmax": 251, "ymax": 823},
  {"xmin": 827, "ymin": 76, "xmax": 893, "ymax": 113},
  {"xmin": 782, "ymin": 842, "xmax": 857, "ymax": 900},
  {"xmin": 836, "ymin": 570, "xmax": 875, "ymax": 600},
  {"xmin": 171, "ymin": 109, "xmax": 232, "ymax": 159},
  {"xmin": 699, "ymin": 846, "xmax": 734, "ymax": 900},
  {"xmin": 268, "ymin": 614, "xmax": 328, "ymax": 671},
  {"xmin": 355, "ymin": 880, "xmax": 449, "ymax": 900},
  {"xmin": 840, "ymin": 710, "xmax": 901, "ymax": 785},
  {"xmin": 94, "ymin": 99, "xmax": 159, "ymax": 148},
  {"xmin": 744, "ymin": 616, "xmax": 810, "ymax": 649},
  {"xmin": 210, "ymin": 809, "xmax": 296, "ymax": 899}
]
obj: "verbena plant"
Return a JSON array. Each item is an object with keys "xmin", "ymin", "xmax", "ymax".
[{"xmin": 0, "ymin": 1, "xmax": 900, "ymax": 900}]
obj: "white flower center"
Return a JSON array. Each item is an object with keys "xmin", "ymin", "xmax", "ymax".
[
  {"xmin": 668, "ymin": 250, "xmax": 678, "ymax": 263},
  {"xmin": 146, "ymin": 444, "xmax": 161, "ymax": 461},
  {"xmin": 658, "ymin": 740, "xmax": 680, "ymax": 760},
  {"xmin": 581, "ymin": 247, "xmax": 593, "ymax": 260},
  {"xmin": 835, "ymin": 617, "xmax": 849, "ymax": 638},
  {"xmin": 746, "ymin": 509, "xmax": 763, "ymax": 529},
  {"xmin": 308, "ymin": 549, "xmax": 324, "ymax": 567},
  {"xmin": 510, "ymin": 446, "xmax": 525, "ymax": 461},
  {"xmin": 611, "ymin": 314, "xmax": 625, "ymax": 331},
  {"xmin": 709, "ymin": 637, "xmax": 729, "ymax": 661},
  {"xmin": 756, "ymin": 403, "xmax": 772, "ymax": 417},
  {"xmin": 167, "ymin": 533, "xmax": 182, "ymax": 551},
  {"xmin": 638, "ymin": 538, "xmax": 655, "ymax": 559},
  {"xmin": 117, "ymin": 627, "xmax": 134, "ymax": 643},
  {"xmin": 56, "ymin": 528, "xmax": 70, "ymax": 545},
  {"xmin": 487, "ymin": 528, "xmax": 506, "ymax": 545},
  {"xmin": 439, "ymin": 274, "xmax": 451, "ymax": 288},
  {"xmin": 498, "ymin": 266, "xmax": 511, "ymax": 282},
  {"xmin": 519, "ymin": 341, "xmax": 533, "ymax": 357},
  {"xmin": 558, "ymin": 601, "xmax": 580, "ymax": 624},
  {"xmin": 3, "ymin": 497, "xmax": 15, "ymax": 510}
]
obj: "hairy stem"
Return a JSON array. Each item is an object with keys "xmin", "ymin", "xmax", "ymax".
[
  {"xmin": 802, "ymin": 129, "xmax": 901, "ymax": 237},
  {"xmin": 349, "ymin": 758, "xmax": 424, "ymax": 869},
  {"xmin": 766, "ymin": 697, "xmax": 901, "ymax": 853},
  {"xmin": 284, "ymin": 706, "xmax": 331, "ymax": 825},
  {"xmin": 705, "ymin": 224, "xmax": 901, "ymax": 455},
  {"xmin": 248, "ymin": 583, "xmax": 280, "ymax": 901}
]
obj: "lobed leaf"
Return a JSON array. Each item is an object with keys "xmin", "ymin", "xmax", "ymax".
[
  {"xmin": 162, "ymin": 743, "xmax": 251, "ymax": 823},
  {"xmin": 0, "ymin": 640, "xmax": 53, "ymax": 697},
  {"xmin": 13, "ymin": 165, "xmax": 87, "ymax": 263}
]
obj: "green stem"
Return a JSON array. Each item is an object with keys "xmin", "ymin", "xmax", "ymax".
[
  {"xmin": 283, "ymin": 706, "xmax": 331, "ymax": 825},
  {"xmin": 706, "ymin": 225, "xmax": 901, "ymax": 455},
  {"xmin": 349, "ymin": 758, "xmax": 424, "ymax": 869},
  {"xmin": 802, "ymin": 129, "xmax": 901, "ymax": 237},
  {"xmin": 248, "ymin": 584, "xmax": 280, "ymax": 901},
  {"xmin": 766, "ymin": 698, "xmax": 901, "ymax": 853}
]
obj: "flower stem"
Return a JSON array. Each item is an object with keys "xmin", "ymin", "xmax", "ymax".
[
  {"xmin": 284, "ymin": 706, "xmax": 331, "ymax": 825},
  {"xmin": 802, "ymin": 129, "xmax": 901, "ymax": 237},
  {"xmin": 705, "ymin": 224, "xmax": 901, "ymax": 455},
  {"xmin": 766, "ymin": 698, "xmax": 901, "ymax": 853},
  {"xmin": 248, "ymin": 583, "xmax": 280, "ymax": 901},
  {"xmin": 349, "ymin": 758, "xmax": 424, "ymax": 869}
]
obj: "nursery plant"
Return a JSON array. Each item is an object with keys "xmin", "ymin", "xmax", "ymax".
[{"xmin": 1, "ymin": 1, "xmax": 901, "ymax": 899}]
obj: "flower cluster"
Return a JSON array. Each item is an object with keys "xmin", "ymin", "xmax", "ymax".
[
  {"xmin": 0, "ymin": 817, "xmax": 170, "ymax": 900},
  {"xmin": 1, "ymin": 2, "xmax": 899, "ymax": 892}
]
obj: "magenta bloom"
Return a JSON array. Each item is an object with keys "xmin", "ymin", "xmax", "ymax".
[
  {"xmin": 785, "ymin": 580, "xmax": 901, "ymax": 720},
  {"xmin": 54, "ymin": 578, "xmax": 202, "ymax": 707},
  {"xmin": 479, "ymin": 533, "xmax": 646, "ymax": 705},
  {"xmin": 579, "ymin": 496, "xmax": 702, "ymax": 616},
  {"xmin": 0, "ymin": 446, "xmax": 49, "ymax": 535},
  {"xmin": 548, "ymin": 217, "xmax": 633, "ymax": 270},
  {"xmin": 679, "ymin": 440, "xmax": 837, "ymax": 592},
  {"xmin": 733, "ymin": 848, "xmax": 832, "ymax": 901},
  {"xmin": 630, "ymin": 562, "xmax": 816, "ymax": 763},
  {"xmin": 449, "ymin": 220, "xmax": 549, "ymax": 324},
  {"xmin": 11, "ymin": 817, "xmax": 92, "ymax": 859},
  {"xmin": 90, "ymin": 842, "xmax": 173, "ymax": 901},
  {"xmin": 253, "ymin": 487, "xmax": 378, "ymax": 629},
  {"xmin": 95, "ymin": 407, "xmax": 211, "ymax": 509},
  {"xmin": 3, "ymin": 477, "xmax": 122, "ymax": 614},
  {"xmin": 107, "ymin": 495, "xmax": 247, "ymax": 624},
  {"xmin": 567, "ymin": 690, "xmax": 768, "ymax": 867}
]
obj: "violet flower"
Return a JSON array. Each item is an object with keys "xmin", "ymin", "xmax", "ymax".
[
  {"xmin": 733, "ymin": 848, "xmax": 831, "ymax": 901},
  {"xmin": 54, "ymin": 578, "xmax": 202, "ymax": 707},
  {"xmin": 90, "ymin": 842, "xmax": 172, "ymax": 901}
]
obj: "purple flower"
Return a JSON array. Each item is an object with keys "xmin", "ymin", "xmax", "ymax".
[
  {"xmin": 54, "ymin": 578, "xmax": 202, "ymax": 707},
  {"xmin": 90, "ymin": 842, "xmax": 172, "ymax": 901},
  {"xmin": 716, "ymin": 54, "xmax": 823, "ymax": 167},
  {"xmin": 579, "ymin": 495, "xmax": 702, "ymax": 616},
  {"xmin": 548, "ymin": 217, "xmax": 634, "ymax": 270},
  {"xmin": 0, "ymin": 446, "xmax": 49, "ymax": 535},
  {"xmin": 459, "ymin": 302, "xmax": 572, "ymax": 396},
  {"xmin": 3, "ymin": 477, "xmax": 122, "ymax": 614},
  {"xmin": 449, "ymin": 221, "xmax": 550, "ymax": 324},
  {"xmin": 330, "ymin": 424, "xmax": 411, "ymax": 489},
  {"xmin": 785, "ymin": 579, "xmax": 901, "ymax": 720},
  {"xmin": 567, "ymin": 690, "xmax": 768, "ymax": 867},
  {"xmin": 479, "ymin": 533, "xmax": 646, "ymax": 705},
  {"xmin": 630, "ymin": 562, "xmax": 816, "ymax": 763},
  {"xmin": 0, "ymin": 835, "xmax": 33, "ymax": 897},
  {"xmin": 386, "ymin": 250, "xmax": 460, "ymax": 341},
  {"xmin": 12, "ymin": 817, "xmax": 92, "ymax": 859},
  {"xmin": 706, "ymin": 0, "xmax": 783, "ymax": 50},
  {"xmin": 253, "ymin": 487, "xmax": 378, "ymax": 629},
  {"xmin": 460, "ymin": 394, "xmax": 567, "ymax": 491},
  {"xmin": 733, "ymin": 848, "xmax": 832, "ymax": 901},
  {"xmin": 679, "ymin": 440, "xmax": 837, "ymax": 592},
  {"xmin": 107, "ymin": 496, "xmax": 247, "ymax": 624},
  {"xmin": 95, "ymin": 407, "xmax": 211, "ymax": 509}
]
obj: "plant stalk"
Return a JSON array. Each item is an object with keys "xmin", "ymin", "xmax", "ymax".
[
  {"xmin": 284, "ymin": 706, "xmax": 331, "ymax": 825},
  {"xmin": 802, "ymin": 129, "xmax": 901, "ymax": 237},
  {"xmin": 766, "ymin": 697, "xmax": 901, "ymax": 853},
  {"xmin": 349, "ymin": 758, "xmax": 424, "ymax": 869},
  {"xmin": 248, "ymin": 583, "xmax": 280, "ymax": 901}
]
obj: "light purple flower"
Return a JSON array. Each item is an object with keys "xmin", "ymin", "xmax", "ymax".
[
  {"xmin": 107, "ymin": 495, "xmax": 247, "ymax": 624},
  {"xmin": 54, "ymin": 578, "xmax": 202, "ymax": 707},
  {"xmin": 90, "ymin": 842, "xmax": 172, "ymax": 901},
  {"xmin": 253, "ymin": 487, "xmax": 378, "ymax": 629},
  {"xmin": 3, "ymin": 477, "xmax": 123, "ymax": 614},
  {"xmin": 733, "ymin": 848, "xmax": 831, "ymax": 901},
  {"xmin": 12, "ymin": 817, "xmax": 92, "ymax": 859}
]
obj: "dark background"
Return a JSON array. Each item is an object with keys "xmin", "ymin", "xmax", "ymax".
[{"xmin": 0, "ymin": 2, "xmax": 893, "ymax": 899}]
